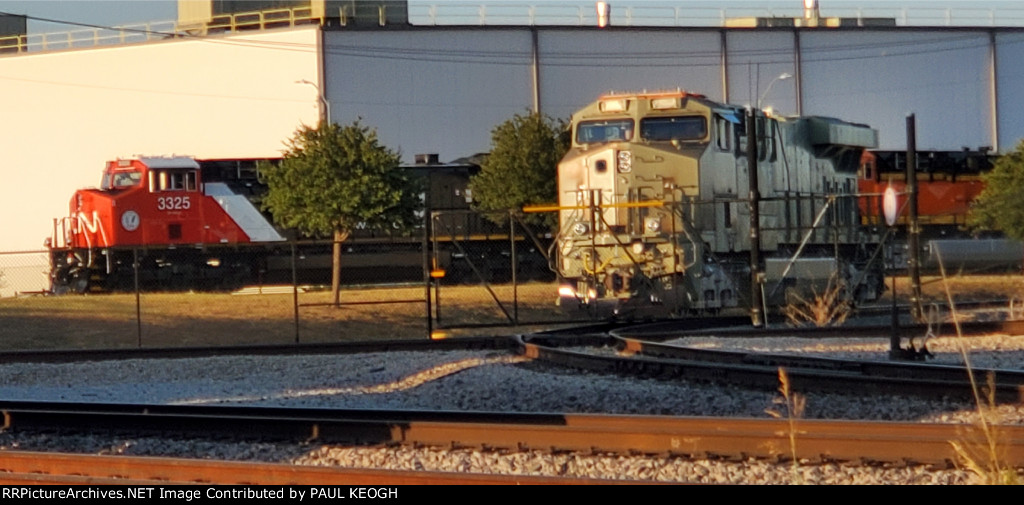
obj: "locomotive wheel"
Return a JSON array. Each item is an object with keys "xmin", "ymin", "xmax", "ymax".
[
  {"xmin": 50, "ymin": 264, "xmax": 88, "ymax": 295},
  {"xmin": 69, "ymin": 269, "xmax": 90, "ymax": 294}
]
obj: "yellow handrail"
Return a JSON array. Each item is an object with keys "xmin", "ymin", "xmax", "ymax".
[{"xmin": 522, "ymin": 201, "xmax": 664, "ymax": 213}]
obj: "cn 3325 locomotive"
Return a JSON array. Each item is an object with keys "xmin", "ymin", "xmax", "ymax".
[
  {"xmin": 47, "ymin": 157, "xmax": 284, "ymax": 293},
  {"xmin": 554, "ymin": 90, "xmax": 885, "ymax": 318}
]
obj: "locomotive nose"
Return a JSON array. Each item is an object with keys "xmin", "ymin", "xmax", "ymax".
[{"xmin": 562, "ymin": 147, "xmax": 632, "ymax": 228}]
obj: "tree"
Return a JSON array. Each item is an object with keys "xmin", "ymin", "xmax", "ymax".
[
  {"xmin": 968, "ymin": 141, "xmax": 1024, "ymax": 240},
  {"xmin": 261, "ymin": 121, "xmax": 418, "ymax": 304},
  {"xmin": 469, "ymin": 112, "xmax": 569, "ymax": 228}
]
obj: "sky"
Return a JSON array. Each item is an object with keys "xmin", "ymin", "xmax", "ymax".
[{"xmin": 2, "ymin": 1, "xmax": 1023, "ymax": 35}]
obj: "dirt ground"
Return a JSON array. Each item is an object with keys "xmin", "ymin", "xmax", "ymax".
[
  {"xmin": 0, "ymin": 275, "xmax": 1019, "ymax": 352},
  {"xmin": 0, "ymin": 282, "xmax": 569, "ymax": 351}
]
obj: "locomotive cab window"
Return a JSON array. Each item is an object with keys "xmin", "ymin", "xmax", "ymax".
[
  {"xmin": 713, "ymin": 115, "xmax": 731, "ymax": 151},
  {"xmin": 639, "ymin": 116, "xmax": 707, "ymax": 142},
  {"xmin": 576, "ymin": 119, "xmax": 634, "ymax": 144},
  {"xmin": 157, "ymin": 170, "xmax": 198, "ymax": 191},
  {"xmin": 102, "ymin": 171, "xmax": 142, "ymax": 190}
]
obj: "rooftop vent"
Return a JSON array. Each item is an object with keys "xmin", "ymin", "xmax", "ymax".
[{"xmin": 415, "ymin": 153, "xmax": 440, "ymax": 165}]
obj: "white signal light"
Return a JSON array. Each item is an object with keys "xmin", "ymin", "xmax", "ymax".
[
  {"xmin": 596, "ymin": 2, "xmax": 610, "ymax": 28},
  {"xmin": 883, "ymin": 185, "xmax": 899, "ymax": 226}
]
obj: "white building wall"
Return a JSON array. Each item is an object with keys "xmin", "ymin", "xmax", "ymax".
[
  {"xmin": 324, "ymin": 29, "xmax": 535, "ymax": 165},
  {"xmin": 0, "ymin": 26, "xmax": 321, "ymax": 294},
  {"xmin": 725, "ymin": 31, "xmax": 798, "ymax": 115},
  {"xmin": 538, "ymin": 29, "xmax": 723, "ymax": 121},
  {"xmin": 997, "ymin": 31, "xmax": 1024, "ymax": 152},
  {"xmin": 800, "ymin": 31, "xmax": 994, "ymax": 151}
]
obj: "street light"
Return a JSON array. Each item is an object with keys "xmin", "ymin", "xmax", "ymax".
[
  {"xmin": 296, "ymin": 79, "xmax": 331, "ymax": 125},
  {"xmin": 758, "ymin": 72, "xmax": 792, "ymax": 110}
]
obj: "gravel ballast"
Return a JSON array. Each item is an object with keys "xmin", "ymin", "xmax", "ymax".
[{"xmin": 0, "ymin": 332, "xmax": 1021, "ymax": 484}]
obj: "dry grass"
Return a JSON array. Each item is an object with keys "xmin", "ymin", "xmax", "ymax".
[
  {"xmin": 932, "ymin": 264, "xmax": 1021, "ymax": 485},
  {"xmin": 765, "ymin": 368, "xmax": 806, "ymax": 482},
  {"xmin": 782, "ymin": 275, "xmax": 852, "ymax": 327},
  {"xmin": 0, "ymin": 282, "xmax": 568, "ymax": 351}
]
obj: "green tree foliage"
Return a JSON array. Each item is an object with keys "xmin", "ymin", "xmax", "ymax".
[
  {"xmin": 469, "ymin": 112, "xmax": 568, "ymax": 228},
  {"xmin": 260, "ymin": 121, "xmax": 418, "ymax": 303},
  {"xmin": 968, "ymin": 141, "xmax": 1024, "ymax": 240}
]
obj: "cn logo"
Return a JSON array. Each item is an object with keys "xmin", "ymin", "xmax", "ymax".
[{"xmin": 121, "ymin": 210, "xmax": 140, "ymax": 231}]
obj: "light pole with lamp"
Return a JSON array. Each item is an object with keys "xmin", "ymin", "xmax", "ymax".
[
  {"xmin": 296, "ymin": 79, "xmax": 331, "ymax": 125},
  {"xmin": 758, "ymin": 72, "xmax": 792, "ymax": 111}
]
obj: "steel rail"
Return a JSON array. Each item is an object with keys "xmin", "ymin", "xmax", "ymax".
[
  {"xmin": 0, "ymin": 335, "xmax": 518, "ymax": 364},
  {"xmin": 1, "ymin": 403, "xmax": 1023, "ymax": 469},
  {"xmin": 516, "ymin": 334, "xmax": 1024, "ymax": 402},
  {"xmin": 609, "ymin": 317, "xmax": 1024, "ymax": 341},
  {"xmin": 0, "ymin": 451, "xmax": 648, "ymax": 485},
  {"xmin": 0, "ymin": 311, "xmax": 1014, "ymax": 365},
  {"xmin": 621, "ymin": 337, "xmax": 1024, "ymax": 386}
]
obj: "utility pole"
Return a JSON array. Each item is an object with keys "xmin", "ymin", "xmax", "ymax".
[
  {"xmin": 747, "ymin": 108, "xmax": 764, "ymax": 328},
  {"xmin": 906, "ymin": 114, "xmax": 923, "ymax": 322}
]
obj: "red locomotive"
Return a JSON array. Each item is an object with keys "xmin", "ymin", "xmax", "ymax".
[{"xmin": 47, "ymin": 157, "xmax": 284, "ymax": 293}]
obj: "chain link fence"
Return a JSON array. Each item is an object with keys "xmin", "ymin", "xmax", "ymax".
[{"xmin": 0, "ymin": 208, "xmax": 592, "ymax": 351}]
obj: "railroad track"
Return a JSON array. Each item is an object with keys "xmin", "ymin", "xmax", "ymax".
[
  {"xmin": 2, "ymin": 316, "xmax": 1021, "ymax": 403},
  {"xmin": 519, "ymin": 318, "xmax": 1024, "ymax": 401},
  {"xmin": 0, "ymin": 310, "xmax": 1015, "ymax": 366},
  {"xmin": 1, "ymin": 313, "xmax": 1021, "ymax": 484},
  {"xmin": 1, "ymin": 402, "xmax": 1022, "ymax": 478}
]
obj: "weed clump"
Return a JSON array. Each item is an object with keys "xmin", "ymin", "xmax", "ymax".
[
  {"xmin": 782, "ymin": 275, "xmax": 851, "ymax": 327},
  {"xmin": 766, "ymin": 368, "xmax": 806, "ymax": 482}
]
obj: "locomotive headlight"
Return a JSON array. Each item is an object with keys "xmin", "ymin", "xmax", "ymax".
[
  {"xmin": 573, "ymin": 222, "xmax": 590, "ymax": 236},
  {"xmin": 631, "ymin": 241, "xmax": 645, "ymax": 255},
  {"xmin": 616, "ymin": 150, "xmax": 632, "ymax": 173},
  {"xmin": 644, "ymin": 216, "xmax": 661, "ymax": 232}
]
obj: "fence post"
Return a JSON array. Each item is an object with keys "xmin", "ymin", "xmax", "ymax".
[
  {"xmin": 292, "ymin": 240, "xmax": 300, "ymax": 344},
  {"xmin": 510, "ymin": 209, "xmax": 518, "ymax": 325},
  {"xmin": 423, "ymin": 205, "xmax": 433, "ymax": 339},
  {"xmin": 133, "ymin": 248, "xmax": 142, "ymax": 347}
]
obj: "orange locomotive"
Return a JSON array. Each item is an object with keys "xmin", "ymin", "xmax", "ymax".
[
  {"xmin": 856, "ymin": 148, "xmax": 1022, "ymax": 272},
  {"xmin": 857, "ymin": 149, "xmax": 991, "ymax": 229},
  {"xmin": 47, "ymin": 157, "xmax": 283, "ymax": 293}
]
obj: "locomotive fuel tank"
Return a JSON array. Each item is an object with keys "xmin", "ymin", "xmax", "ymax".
[{"xmin": 555, "ymin": 91, "xmax": 883, "ymax": 318}]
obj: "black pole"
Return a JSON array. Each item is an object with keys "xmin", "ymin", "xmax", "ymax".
[
  {"xmin": 423, "ymin": 174, "xmax": 433, "ymax": 339},
  {"xmin": 432, "ymin": 212, "xmax": 443, "ymax": 330},
  {"xmin": 747, "ymin": 108, "xmax": 764, "ymax": 327},
  {"xmin": 889, "ymin": 230, "xmax": 900, "ymax": 356},
  {"xmin": 906, "ymin": 114, "xmax": 923, "ymax": 321},
  {"xmin": 134, "ymin": 248, "xmax": 141, "ymax": 348},
  {"xmin": 291, "ymin": 239, "xmax": 299, "ymax": 344},
  {"xmin": 509, "ymin": 209, "xmax": 518, "ymax": 326}
]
